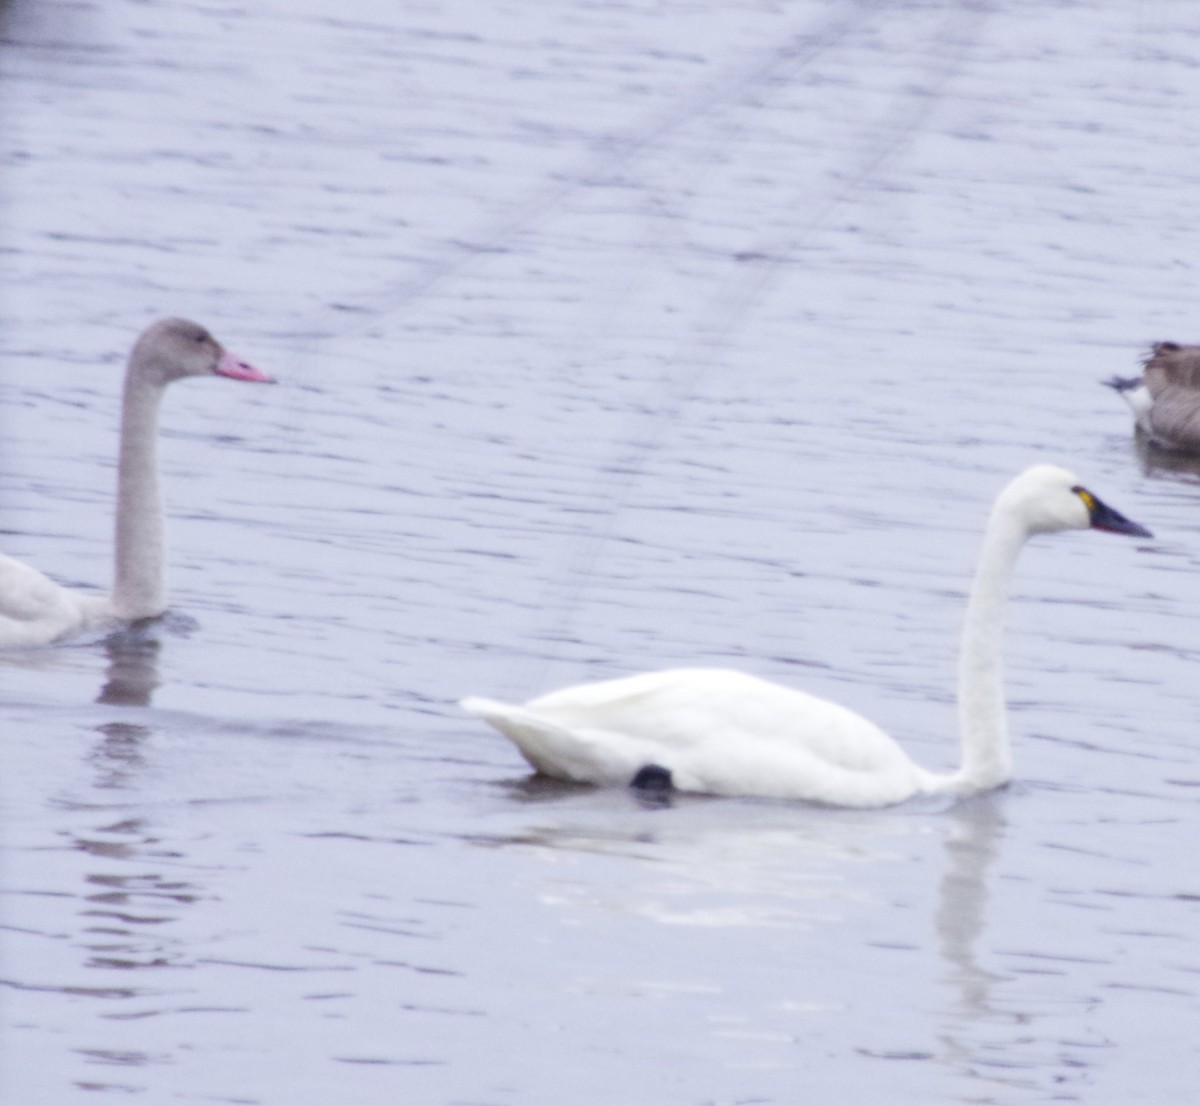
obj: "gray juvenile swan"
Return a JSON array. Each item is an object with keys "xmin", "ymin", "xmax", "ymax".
[
  {"xmin": 0, "ymin": 318, "xmax": 274, "ymax": 647},
  {"xmin": 463, "ymin": 466, "xmax": 1150, "ymax": 808},
  {"xmin": 1106, "ymin": 341, "xmax": 1200, "ymax": 452}
]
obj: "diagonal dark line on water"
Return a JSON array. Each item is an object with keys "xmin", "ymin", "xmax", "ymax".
[
  {"xmin": 521, "ymin": 1, "xmax": 995, "ymax": 692},
  {"xmin": 293, "ymin": 1, "xmax": 873, "ymax": 345}
]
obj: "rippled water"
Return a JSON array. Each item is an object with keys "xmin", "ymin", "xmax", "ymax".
[{"xmin": 3, "ymin": 1, "xmax": 1200, "ymax": 1102}]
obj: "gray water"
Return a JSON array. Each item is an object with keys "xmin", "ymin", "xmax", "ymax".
[{"xmin": 3, "ymin": 1, "xmax": 1200, "ymax": 1102}]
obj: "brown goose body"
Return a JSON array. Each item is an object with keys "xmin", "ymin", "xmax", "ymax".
[{"xmin": 1106, "ymin": 341, "xmax": 1200, "ymax": 452}]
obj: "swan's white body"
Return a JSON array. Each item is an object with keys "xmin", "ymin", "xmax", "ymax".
[
  {"xmin": 0, "ymin": 556, "xmax": 114, "ymax": 648},
  {"xmin": 466, "ymin": 668, "xmax": 939, "ymax": 806},
  {"xmin": 0, "ymin": 319, "xmax": 273, "ymax": 648},
  {"xmin": 463, "ymin": 466, "xmax": 1150, "ymax": 807}
]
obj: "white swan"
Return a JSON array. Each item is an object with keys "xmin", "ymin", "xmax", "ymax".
[
  {"xmin": 0, "ymin": 318, "xmax": 274, "ymax": 648},
  {"xmin": 462, "ymin": 465, "xmax": 1151, "ymax": 807},
  {"xmin": 1106, "ymin": 341, "xmax": 1200, "ymax": 451}
]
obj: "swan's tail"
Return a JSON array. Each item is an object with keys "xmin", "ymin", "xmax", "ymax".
[
  {"xmin": 460, "ymin": 696, "xmax": 525, "ymax": 730},
  {"xmin": 460, "ymin": 696, "xmax": 644, "ymax": 785}
]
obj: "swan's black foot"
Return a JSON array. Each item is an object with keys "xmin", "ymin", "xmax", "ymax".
[
  {"xmin": 630, "ymin": 763, "xmax": 674, "ymax": 794},
  {"xmin": 1103, "ymin": 375, "xmax": 1141, "ymax": 393}
]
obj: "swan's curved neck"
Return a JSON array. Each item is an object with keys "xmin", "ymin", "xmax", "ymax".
[
  {"xmin": 953, "ymin": 509, "xmax": 1028, "ymax": 792},
  {"xmin": 111, "ymin": 368, "xmax": 167, "ymax": 620}
]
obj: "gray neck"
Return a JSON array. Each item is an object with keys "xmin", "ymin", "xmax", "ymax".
[
  {"xmin": 954, "ymin": 510, "xmax": 1027, "ymax": 791},
  {"xmin": 111, "ymin": 368, "xmax": 167, "ymax": 619}
]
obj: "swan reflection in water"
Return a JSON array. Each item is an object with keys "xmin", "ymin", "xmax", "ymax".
[
  {"xmin": 933, "ymin": 796, "xmax": 1010, "ymax": 1077},
  {"xmin": 96, "ymin": 622, "xmax": 164, "ymax": 707},
  {"xmin": 88, "ymin": 721, "xmax": 153, "ymax": 791},
  {"xmin": 91, "ymin": 622, "xmax": 164, "ymax": 788},
  {"xmin": 472, "ymin": 784, "xmax": 1051, "ymax": 1095}
]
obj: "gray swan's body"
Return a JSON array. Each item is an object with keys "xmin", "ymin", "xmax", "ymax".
[
  {"xmin": 464, "ymin": 466, "xmax": 1150, "ymax": 808},
  {"xmin": 1106, "ymin": 341, "xmax": 1200, "ymax": 452},
  {"xmin": 0, "ymin": 319, "xmax": 273, "ymax": 647}
]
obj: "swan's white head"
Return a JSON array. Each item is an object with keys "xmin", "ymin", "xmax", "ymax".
[
  {"xmin": 129, "ymin": 318, "xmax": 274, "ymax": 386},
  {"xmin": 996, "ymin": 464, "xmax": 1152, "ymax": 538}
]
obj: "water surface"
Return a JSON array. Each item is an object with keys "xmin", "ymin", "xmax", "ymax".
[{"xmin": 3, "ymin": 1, "xmax": 1200, "ymax": 1102}]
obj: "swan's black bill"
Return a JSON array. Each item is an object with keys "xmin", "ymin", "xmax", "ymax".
[{"xmin": 1074, "ymin": 487, "xmax": 1153, "ymax": 538}]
